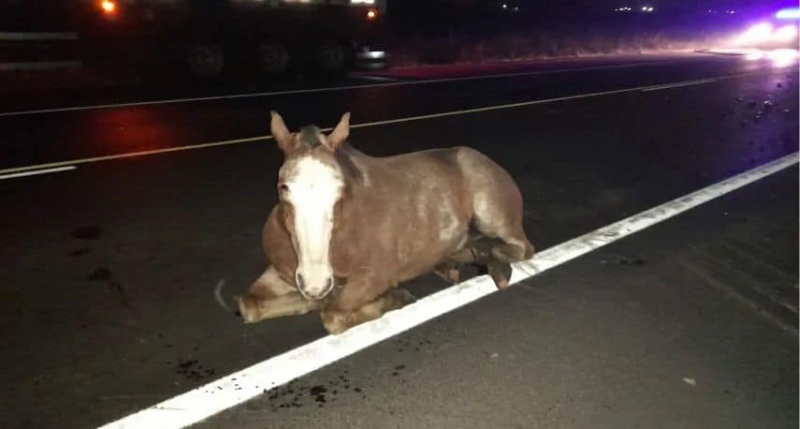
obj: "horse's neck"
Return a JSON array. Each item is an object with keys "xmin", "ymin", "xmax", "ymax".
[
  {"xmin": 335, "ymin": 153, "xmax": 373, "ymax": 235},
  {"xmin": 336, "ymin": 145, "xmax": 373, "ymax": 187},
  {"xmin": 339, "ymin": 143, "xmax": 369, "ymax": 159}
]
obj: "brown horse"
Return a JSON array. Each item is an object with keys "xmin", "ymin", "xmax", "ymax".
[{"xmin": 235, "ymin": 111, "xmax": 535, "ymax": 334}]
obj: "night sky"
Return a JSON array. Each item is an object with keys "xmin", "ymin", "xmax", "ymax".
[
  {"xmin": 395, "ymin": 0, "xmax": 794, "ymax": 14},
  {"xmin": 386, "ymin": 0, "xmax": 795, "ymax": 37}
]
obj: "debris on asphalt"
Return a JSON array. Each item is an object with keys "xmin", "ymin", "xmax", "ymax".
[
  {"xmin": 175, "ymin": 358, "xmax": 215, "ymax": 381},
  {"xmin": 255, "ymin": 371, "xmax": 370, "ymax": 412},
  {"xmin": 71, "ymin": 225, "xmax": 105, "ymax": 240},
  {"xmin": 88, "ymin": 267, "xmax": 112, "ymax": 281},
  {"xmin": 617, "ymin": 256, "xmax": 645, "ymax": 266},
  {"xmin": 69, "ymin": 248, "xmax": 90, "ymax": 257}
]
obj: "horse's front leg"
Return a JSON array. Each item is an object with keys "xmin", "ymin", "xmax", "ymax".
[
  {"xmin": 321, "ymin": 288, "xmax": 416, "ymax": 334},
  {"xmin": 236, "ymin": 266, "xmax": 323, "ymax": 323},
  {"xmin": 320, "ymin": 273, "xmax": 416, "ymax": 334}
]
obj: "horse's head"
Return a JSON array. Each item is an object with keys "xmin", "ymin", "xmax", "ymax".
[{"xmin": 270, "ymin": 110, "xmax": 350, "ymax": 300}]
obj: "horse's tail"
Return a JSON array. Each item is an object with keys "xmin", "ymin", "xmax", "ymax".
[{"xmin": 213, "ymin": 279, "xmax": 236, "ymax": 314}]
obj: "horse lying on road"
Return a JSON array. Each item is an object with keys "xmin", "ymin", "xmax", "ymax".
[{"xmin": 236, "ymin": 111, "xmax": 535, "ymax": 334}]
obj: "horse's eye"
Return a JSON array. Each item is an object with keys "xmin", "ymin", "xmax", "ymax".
[{"xmin": 279, "ymin": 183, "xmax": 289, "ymax": 193}]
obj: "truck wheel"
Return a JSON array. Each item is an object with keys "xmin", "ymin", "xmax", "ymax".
[
  {"xmin": 255, "ymin": 40, "xmax": 290, "ymax": 75},
  {"xmin": 186, "ymin": 43, "xmax": 225, "ymax": 79},
  {"xmin": 315, "ymin": 40, "xmax": 349, "ymax": 73}
]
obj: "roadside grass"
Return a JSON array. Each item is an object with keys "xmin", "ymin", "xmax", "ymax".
[{"xmin": 386, "ymin": 30, "xmax": 735, "ymax": 68}]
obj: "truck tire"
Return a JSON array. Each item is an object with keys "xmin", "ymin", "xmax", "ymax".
[
  {"xmin": 186, "ymin": 42, "xmax": 226, "ymax": 79},
  {"xmin": 315, "ymin": 40, "xmax": 349, "ymax": 73},
  {"xmin": 255, "ymin": 40, "xmax": 290, "ymax": 75}
]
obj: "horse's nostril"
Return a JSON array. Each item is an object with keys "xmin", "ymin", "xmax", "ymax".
[
  {"xmin": 326, "ymin": 277, "xmax": 334, "ymax": 290},
  {"xmin": 295, "ymin": 273, "xmax": 305, "ymax": 290}
]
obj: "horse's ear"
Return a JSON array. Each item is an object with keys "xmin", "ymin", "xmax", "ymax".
[
  {"xmin": 270, "ymin": 110, "xmax": 295, "ymax": 154},
  {"xmin": 325, "ymin": 112, "xmax": 350, "ymax": 151}
]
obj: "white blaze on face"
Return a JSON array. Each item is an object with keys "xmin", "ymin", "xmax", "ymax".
[{"xmin": 286, "ymin": 157, "xmax": 343, "ymax": 299}]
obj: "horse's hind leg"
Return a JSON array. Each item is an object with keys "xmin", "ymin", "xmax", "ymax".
[
  {"xmin": 486, "ymin": 234, "xmax": 534, "ymax": 289},
  {"xmin": 236, "ymin": 266, "xmax": 322, "ymax": 323},
  {"xmin": 436, "ymin": 237, "xmax": 510, "ymax": 286},
  {"xmin": 484, "ymin": 229, "xmax": 535, "ymax": 289},
  {"xmin": 472, "ymin": 203, "xmax": 535, "ymax": 289},
  {"xmin": 451, "ymin": 237, "xmax": 516, "ymax": 290}
]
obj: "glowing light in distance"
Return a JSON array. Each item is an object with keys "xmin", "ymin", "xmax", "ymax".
[
  {"xmin": 768, "ymin": 49, "xmax": 799, "ymax": 67},
  {"xmin": 737, "ymin": 23, "xmax": 774, "ymax": 44},
  {"xmin": 776, "ymin": 8, "xmax": 800, "ymax": 20},
  {"xmin": 773, "ymin": 25, "xmax": 799, "ymax": 42},
  {"xmin": 100, "ymin": 0, "xmax": 116, "ymax": 14}
]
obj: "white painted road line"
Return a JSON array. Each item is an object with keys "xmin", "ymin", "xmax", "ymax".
[
  {"xmin": 0, "ymin": 165, "xmax": 76, "ymax": 180},
  {"xmin": 0, "ymin": 135, "xmax": 269, "ymax": 176},
  {"xmin": 351, "ymin": 75, "xmax": 402, "ymax": 83},
  {"xmin": 0, "ymin": 57, "xmax": 712, "ymax": 118},
  {"xmin": 98, "ymin": 152, "xmax": 799, "ymax": 429},
  {"xmin": 640, "ymin": 77, "xmax": 718, "ymax": 92},
  {"xmin": 0, "ymin": 73, "xmax": 741, "ymax": 177},
  {"xmin": 0, "ymin": 32, "xmax": 78, "ymax": 41},
  {"xmin": 0, "ymin": 61, "xmax": 82, "ymax": 72}
]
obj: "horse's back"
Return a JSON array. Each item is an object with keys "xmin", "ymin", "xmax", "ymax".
[
  {"xmin": 384, "ymin": 146, "xmax": 509, "ymax": 178},
  {"xmin": 450, "ymin": 146, "xmax": 521, "ymax": 200},
  {"xmin": 376, "ymin": 145, "xmax": 522, "ymax": 211}
]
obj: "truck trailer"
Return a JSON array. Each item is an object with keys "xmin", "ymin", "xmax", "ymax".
[{"xmin": 75, "ymin": 0, "xmax": 389, "ymax": 79}]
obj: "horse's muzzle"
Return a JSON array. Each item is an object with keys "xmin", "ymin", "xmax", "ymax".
[{"xmin": 296, "ymin": 272, "xmax": 335, "ymax": 300}]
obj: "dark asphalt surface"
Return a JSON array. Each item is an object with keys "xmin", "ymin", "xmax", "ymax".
[
  {"xmin": 0, "ymin": 53, "xmax": 716, "ymax": 113},
  {"xmin": 0, "ymin": 53, "xmax": 784, "ymax": 171},
  {"xmin": 0, "ymin": 54, "xmax": 797, "ymax": 429}
]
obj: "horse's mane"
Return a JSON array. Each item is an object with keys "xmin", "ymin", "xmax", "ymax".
[
  {"xmin": 295, "ymin": 128, "xmax": 367, "ymax": 185},
  {"xmin": 334, "ymin": 142, "xmax": 367, "ymax": 186},
  {"xmin": 299, "ymin": 125, "xmax": 324, "ymax": 148}
]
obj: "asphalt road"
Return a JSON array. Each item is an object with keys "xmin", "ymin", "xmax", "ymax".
[
  {"xmin": 0, "ymin": 53, "xmax": 725, "ymax": 113},
  {"xmin": 0, "ymin": 53, "xmax": 789, "ymax": 172},
  {"xmin": 0, "ymin": 53, "xmax": 797, "ymax": 429}
]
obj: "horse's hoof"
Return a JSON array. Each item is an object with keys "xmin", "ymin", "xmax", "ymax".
[
  {"xmin": 383, "ymin": 289, "xmax": 417, "ymax": 313},
  {"xmin": 326, "ymin": 324, "xmax": 348, "ymax": 335},
  {"xmin": 445, "ymin": 268, "xmax": 460, "ymax": 283},
  {"xmin": 433, "ymin": 263, "xmax": 460, "ymax": 284},
  {"xmin": 235, "ymin": 295, "xmax": 260, "ymax": 324},
  {"xmin": 320, "ymin": 311, "xmax": 350, "ymax": 335},
  {"xmin": 399, "ymin": 289, "xmax": 418, "ymax": 304},
  {"xmin": 488, "ymin": 262, "xmax": 512, "ymax": 290}
]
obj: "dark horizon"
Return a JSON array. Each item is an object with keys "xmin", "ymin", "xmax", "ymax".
[{"xmin": 0, "ymin": 0, "xmax": 794, "ymax": 34}]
